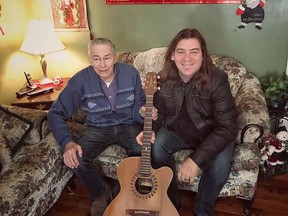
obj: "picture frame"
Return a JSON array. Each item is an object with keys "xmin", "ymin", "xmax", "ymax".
[
  {"xmin": 106, "ymin": 0, "xmax": 241, "ymax": 4},
  {"xmin": 50, "ymin": 0, "xmax": 89, "ymax": 31}
]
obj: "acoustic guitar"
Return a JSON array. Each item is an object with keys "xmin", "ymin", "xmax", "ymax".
[{"xmin": 103, "ymin": 72, "xmax": 179, "ymax": 216}]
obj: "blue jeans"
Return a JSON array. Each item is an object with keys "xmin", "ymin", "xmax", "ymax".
[
  {"xmin": 73, "ymin": 124, "xmax": 142, "ymax": 200},
  {"xmin": 152, "ymin": 128, "xmax": 234, "ymax": 216}
]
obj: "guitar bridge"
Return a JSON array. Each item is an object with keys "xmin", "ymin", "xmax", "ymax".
[{"xmin": 126, "ymin": 209, "xmax": 159, "ymax": 216}]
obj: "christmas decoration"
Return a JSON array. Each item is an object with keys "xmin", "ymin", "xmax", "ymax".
[
  {"xmin": 258, "ymin": 127, "xmax": 288, "ymax": 178},
  {"xmin": 236, "ymin": 0, "xmax": 267, "ymax": 30}
]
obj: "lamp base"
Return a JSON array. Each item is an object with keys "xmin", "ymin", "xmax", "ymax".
[{"xmin": 40, "ymin": 77, "xmax": 53, "ymax": 85}]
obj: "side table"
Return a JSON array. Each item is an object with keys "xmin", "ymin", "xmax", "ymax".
[{"xmin": 11, "ymin": 78, "xmax": 69, "ymax": 110}]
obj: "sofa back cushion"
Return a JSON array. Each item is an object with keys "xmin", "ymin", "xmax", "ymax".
[
  {"xmin": 116, "ymin": 51, "xmax": 140, "ymax": 65},
  {"xmin": 133, "ymin": 47, "xmax": 167, "ymax": 81},
  {"xmin": 211, "ymin": 55, "xmax": 247, "ymax": 97}
]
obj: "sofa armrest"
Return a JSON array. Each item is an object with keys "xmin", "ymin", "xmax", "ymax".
[
  {"xmin": 1, "ymin": 105, "xmax": 50, "ymax": 144},
  {"xmin": 232, "ymin": 142, "xmax": 261, "ymax": 171},
  {"xmin": 234, "ymin": 73, "xmax": 271, "ymax": 143}
]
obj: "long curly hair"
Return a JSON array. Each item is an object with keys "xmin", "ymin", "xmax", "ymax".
[{"xmin": 161, "ymin": 28, "xmax": 213, "ymax": 90}]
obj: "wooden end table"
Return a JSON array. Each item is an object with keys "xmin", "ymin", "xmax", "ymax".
[{"xmin": 12, "ymin": 78, "xmax": 69, "ymax": 110}]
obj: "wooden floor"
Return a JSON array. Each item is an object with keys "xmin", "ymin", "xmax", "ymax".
[{"xmin": 45, "ymin": 174, "xmax": 288, "ymax": 216}]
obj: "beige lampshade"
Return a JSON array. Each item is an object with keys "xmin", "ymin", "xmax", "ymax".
[
  {"xmin": 20, "ymin": 19, "xmax": 65, "ymax": 55},
  {"xmin": 20, "ymin": 19, "xmax": 65, "ymax": 84}
]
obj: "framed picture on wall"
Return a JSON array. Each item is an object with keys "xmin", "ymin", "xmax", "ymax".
[
  {"xmin": 50, "ymin": 0, "xmax": 89, "ymax": 31},
  {"xmin": 106, "ymin": 0, "xmax": 241, "ymax": 4}
]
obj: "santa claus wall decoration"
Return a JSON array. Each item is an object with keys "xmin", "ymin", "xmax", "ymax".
[{"xmin": 236, "ymin": 0, "xmax": 267, "ymax": 30}]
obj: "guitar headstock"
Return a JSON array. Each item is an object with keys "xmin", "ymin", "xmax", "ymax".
[{"xmin": 143, "ymin": 72, "xmax": 159, "ymax": 96}]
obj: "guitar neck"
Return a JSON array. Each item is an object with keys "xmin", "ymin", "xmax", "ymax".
[{"xmin": 139, "ymin": 94, "xmax": 153, "ymax": 177}]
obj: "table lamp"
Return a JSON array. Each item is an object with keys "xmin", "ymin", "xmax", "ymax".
[{"xmin": 20, "ymin": 19, "xmax": 65, "ymax": 85}]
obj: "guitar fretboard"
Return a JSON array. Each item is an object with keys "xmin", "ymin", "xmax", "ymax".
[{"xmin": 139, "ymin": 95, "xmax": 154, "ymax": 177}]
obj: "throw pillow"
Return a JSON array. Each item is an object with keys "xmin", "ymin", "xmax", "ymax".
[
  {"xmin": 1, "ymin": 105, "xmax": 49, "ymax": 144},
  {"xmin": 0, "ymin": 134, "xmax": 12, "ymax": 173},
  {"xmin": 0, "ymin": 106, "xmax": 32, "ymax": 155}
]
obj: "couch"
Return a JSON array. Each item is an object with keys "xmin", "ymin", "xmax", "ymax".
[
  {"xmin": 0, "ymin": 47, "xmax": 270, "ymax": 216},
  {"xmin": 0, "ymin": 105, "xmax": 73, "ymax": 216},
  {"xmin": 69, "ymin": 48, "xmax": 271, "ymax": 215}
]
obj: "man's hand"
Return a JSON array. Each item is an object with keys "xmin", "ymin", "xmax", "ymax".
[
  {"xmin": 136, "ymin": 131, "xmax": 155, "ymax": 145},
  {"xmin": 63, "ymin": 141, "xmax": 83, "ymax": 169},
  {"xmin": 139, "ymin": 106, "xmax": 158, "ymax": 121},
  {"xmin": 177, "ymin": 157, "xmax": 200, "ymax": 184}
]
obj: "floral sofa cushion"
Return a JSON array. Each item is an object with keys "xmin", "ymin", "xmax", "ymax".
[
  {"xmin": 1, "ymin": 104, "xmax": 50, "ymax": 144},
  {"xmin": 174, "ymin": 141, "xmax": 261, "ymax": 198},
  {"xmin": 0, "ymin": 133, "xmax": 72, "ymax": 216},
  {"xmin": 0, "ymin": 106, "xmax": 32, "ymax": 155},
  {"xmin": 0, "ymin": 106, "xmax": 72, "ymax": 216}
]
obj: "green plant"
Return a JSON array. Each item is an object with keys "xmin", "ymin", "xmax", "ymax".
[{"xmin": 260, "ymin": 73, "xmax": 288, "ymax": 101}]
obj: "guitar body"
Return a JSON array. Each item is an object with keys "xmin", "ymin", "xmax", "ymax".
[
  {"xmin": 104, "ymin": 72, "xmax": 178, "ymax": 216},
  {"xmin": 103, "ymin": 157, "xmax": 179, "ymax": 216}
]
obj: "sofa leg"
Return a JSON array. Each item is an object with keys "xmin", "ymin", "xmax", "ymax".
[
  {"xmin": 238, "ymin": 197, "xmax": 253, "ymax": 216},
  {"xmin": 67, "ymin": 174, "xmax": 76, "ymax": 195}
]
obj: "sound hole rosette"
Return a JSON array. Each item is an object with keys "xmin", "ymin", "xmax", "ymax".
[{"xmin": 130, "ymin": 173, "xmax": 158, "ymax": 199}]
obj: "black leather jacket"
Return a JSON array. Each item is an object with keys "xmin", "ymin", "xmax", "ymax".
[{"xmin": 153, "ymin": 67, "xmax": 238, "ymax": 170}]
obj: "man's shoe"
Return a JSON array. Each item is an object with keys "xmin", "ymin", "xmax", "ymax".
[{"xmin": 91, "ymin": 182, "xmax": 111, "ymax": 216}]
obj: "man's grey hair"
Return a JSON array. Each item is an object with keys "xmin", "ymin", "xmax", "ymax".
[{"xmin": 88, "ymin": 38, "xmax": 116, "ymax": 56}]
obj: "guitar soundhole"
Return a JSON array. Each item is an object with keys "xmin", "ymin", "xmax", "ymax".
[{"xmin": 135, "ymin": 177, "xmax": 153, "ymax": 195}]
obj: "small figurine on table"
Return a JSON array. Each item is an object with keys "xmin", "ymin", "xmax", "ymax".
[{"xmin": 258, "ymin": 127, "xmax": 288, "ymax": 178}]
